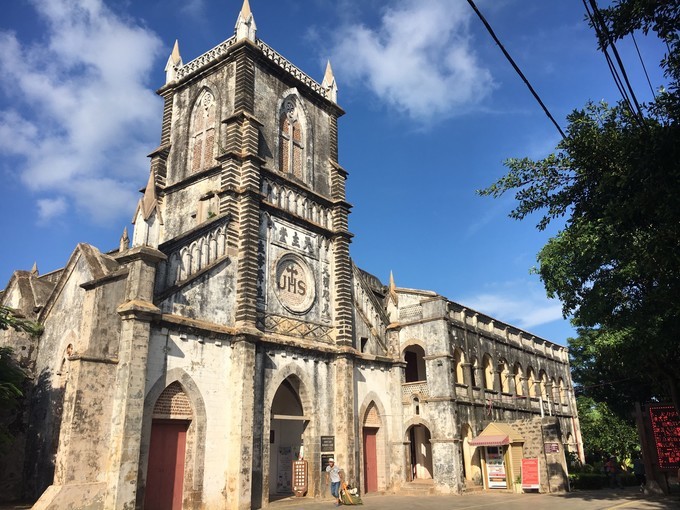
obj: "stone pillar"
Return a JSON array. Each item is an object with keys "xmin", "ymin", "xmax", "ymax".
[
  {"xmin": 473, "ymin": 364, "xmax": 483, "ymax": 391},
  {"xmin": 104, "ymin": 246, "xmax": 166, "ymax": 509},
  {"xmin": 493, "ymin": 369, "xmax": 502, "ymax": 393},
  {"xmin": 334, "ymin": 354, "xmax": 356, "ymax": 482},
  {"xmin": 431, "ymin": 439, "xmax": 463, "ymax": 494},
  {"xmin": 429, "ymin": 397, "xmax": 463, "ymax": 494},
  {"xmin": 225, "ymin": 336, "xmax": 257, "ymax": 510},
  {"xmin": 461, "ymin": 362, "xmax": 473, "ymax": 400}
]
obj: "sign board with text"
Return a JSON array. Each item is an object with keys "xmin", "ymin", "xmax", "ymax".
[
  {"xmin": 521, "ymin": 458, "xmax": 540, "ymax": 490},
  {"xmin": 320, "ymin": 436, "xmax": 335, "ymax": 452},
  {"xmin": 649, "ymin": 405, "xmax": 680, "ymax": 470}
]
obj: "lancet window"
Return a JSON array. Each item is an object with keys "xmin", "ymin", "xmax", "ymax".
[
  {"xmin": 189, "ymin": 89, "xmax": 217, "ymax": 173},
  {"xmin": 279, "ymin": 98, "xmax": 304, "ymax": 180}
]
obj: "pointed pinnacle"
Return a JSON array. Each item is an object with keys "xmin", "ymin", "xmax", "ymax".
[
  {"xmin": 31, "ymin": 262, "xmax": 39, "ymax": 275},
  {"xmin": 170, "ymin": 39, "xmax": 181, "ymax": 65},
  {"xmin": 241, "ymin": 0, "xmax": 252, "ymax": 18},
  {"xmin": 323, "ymin": 60, "xmax": 335, "ymax": 85}
]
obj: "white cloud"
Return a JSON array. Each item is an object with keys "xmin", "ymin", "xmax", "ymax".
[
  {"xmin": 179, "ymin": 0, "xmax": 206, "ymax": 18},
  {"xmin": 0, "ymin": 0, "xmax": 163, "ymax": 225},
  {"xmin": 461, "ymin": 280, "xmax": 564, "ymax": 330},
  {"xmin": 328, "ymin": 0, "xmax": 495, "ymax": 123},
  {"xmin": 37, "ymin": 197, "xmax": 68, "ymax": 223}
]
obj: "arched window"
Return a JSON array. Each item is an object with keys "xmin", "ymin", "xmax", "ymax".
[
  {"xmin": 514, "ymin": 363, "xmax": 524, "ymax": 396},
  {"xmin": 498, "ymin": 359, "xmax": 510, "ymax": 393},
  {"xmin": 189, "ymin": 89, "xmax": 216, "ymax": 173},
  {"xmin": 482, "ymin": 354, "xmax": 494, "ymax": 391},
  {"xmin": 453, "ymin": 348, "xmax": 465, "ymax": 385},
  {"xmin": 539, "ymin": 370, "xmax": 549, "ymax": 400},
  {"xmin": 279, "ymin": 97, "xmax": 304, "ymax": 179},
  {"xmin": 527, "ymin": 367, "xmax": 539, "ymax": 397},
  {"xmin": 403, "ymin": 345, "xmax": 426, "ymax": 383},
  {"xmin": 559, "ymin": 378, "xmax": 567, "ymax": 404}
]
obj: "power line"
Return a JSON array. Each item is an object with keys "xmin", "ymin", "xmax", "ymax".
[
  {"xmin": 466, "ymin": 0, "xmax": 566, "ymax": 140},
  {"xmin": 631, "ymin": 32, "xmax": 657, "ymax": 99},
  {"xmin": 585, "ymin": 0, "xmax": 646, "ymax": 124}
]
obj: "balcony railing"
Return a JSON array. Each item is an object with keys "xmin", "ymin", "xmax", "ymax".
[{"xmin": 402, "ymin": 381, "xmax": 429, "ymax": 402}]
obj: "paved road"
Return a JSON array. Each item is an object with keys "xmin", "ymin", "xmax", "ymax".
[
  {"xmin": 2, "ymin": 489, "xmax": 679, "ymax": 509},
  {"xmin": 271, "ymin": 489, "xmax": 680, "ymax": 510}
]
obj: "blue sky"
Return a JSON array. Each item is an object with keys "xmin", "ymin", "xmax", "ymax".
[{"xmin": 0, "ymin": 0, "xmax": 668, "ymax": 346}]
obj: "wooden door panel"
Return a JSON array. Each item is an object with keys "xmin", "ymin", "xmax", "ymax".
[
  {"xmin": 145, "ymin": 420, "xmax": 188, "ymax": 510},
  {"xmin": 363, "ymin": 428, "xmax": 378, "ymax": 493}
]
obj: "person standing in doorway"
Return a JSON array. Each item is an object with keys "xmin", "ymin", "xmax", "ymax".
[{"xmin": 325, "ymin": 458, "xmax": 342, "ymax": 506}]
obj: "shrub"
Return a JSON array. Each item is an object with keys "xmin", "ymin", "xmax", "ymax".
[{"xmin": 569, "ymin": 473, "xmax": 607, "ymax": 490}]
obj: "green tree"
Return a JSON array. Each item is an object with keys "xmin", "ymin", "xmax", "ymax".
[
  {"xmin": 568, "ymin": 327, "xmax": 658, "ymax": 419},
  {"xmin": 577, "ymin": 395, "xmax": 639, "ymax": 465},
  {"xmin": 0, "ymin": 306, "xmax": 42, "ymax": 451},
  {"xmin": 480, "ymin": 0, "xmax": 680, "ymax": 412}
]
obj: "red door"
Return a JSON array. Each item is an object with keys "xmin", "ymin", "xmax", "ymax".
[
  {"xmin": 145, "ymin": 420, "xmax": 189, "ymax": 510},
  {"xmin": 363, "ymin": 428, "xmax": 378, "ymax": 493}
]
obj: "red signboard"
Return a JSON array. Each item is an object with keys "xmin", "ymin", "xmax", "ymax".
[
  {"xmin": 649, "ymin": 405, "xmax": 680, "ymax": 470},
  {"xmin": 521, "ymin": 458, "xmax": 540, "ymax": 489}
]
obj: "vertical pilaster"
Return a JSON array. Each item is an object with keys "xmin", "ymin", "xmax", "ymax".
[
  {"xmin": 431, "ymin": 439, "xmax": 463, "ymax": 494},
  {"xmin": 334, "ymin": 354, "xmax": 356, "ymax": 482},
  {"xmin": 220, "ymin": 43, "xmax": 262, "ymax": 329},
  {"xmin": 104, "ymin": 246, "xmax": 166, "ymax": 510},
  {"xmin": 225, "ymin": 337, "xmax": 257, "ymax": 510}
]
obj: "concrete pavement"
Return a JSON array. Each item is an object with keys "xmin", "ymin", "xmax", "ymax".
[
  {"xmin": 2, "ymin": 488, "xmax": 679, "ymax": 509},
  {"xmin": 270, "ymin": 488, "xmax": 680, "ymax": 510}
]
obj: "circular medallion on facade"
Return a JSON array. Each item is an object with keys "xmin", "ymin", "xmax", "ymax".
[{"xmin": 273, "ymin": 253, "xmax": 316, "ymax": 314}]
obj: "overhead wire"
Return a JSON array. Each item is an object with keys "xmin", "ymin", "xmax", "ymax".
[
  {"xmin": 585, "ymin": 0, "xmax": 646, "ymax": 124},
  {"xmin": 631, "ymin": 32, "xmax": 657, "ymax": 99},
  {"xmin": 465, "ymin": 0, "xmax": 566, "ymax": 140}
]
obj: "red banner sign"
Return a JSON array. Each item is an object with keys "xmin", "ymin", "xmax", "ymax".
[{"xmin": 521, "ymin": 458, "xmax": 540, "ymax": 489}]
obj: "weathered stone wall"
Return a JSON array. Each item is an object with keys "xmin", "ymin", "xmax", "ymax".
[
  {"xmin": 24, "ymin": 253, "xmax": 95, "ymax": 498},
  {"xmin": 252, "ymin": 63, "xmax": 333, "ymax": 198},
  {"xmin": 510, "ymin": 417, "xmax": 569, "ymax": 493},
  {"xmin": 160, "ymin": 62, "xmax": 236, "ymax": 242}
]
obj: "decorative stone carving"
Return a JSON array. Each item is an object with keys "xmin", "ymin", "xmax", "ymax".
[{"xmin": 273, "ymin": 253, "xmax": 315, "ymax": 314}]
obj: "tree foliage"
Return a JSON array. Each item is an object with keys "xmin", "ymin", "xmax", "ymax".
[
  {"xmin": 480, "ymin": 0, "xmax": 680, "ymax": 411},
  {"xmin": 0, "ymin": 306, "xmax": 42, "ymax": 451},
  {"xmin": 577, "ymin": 395, "xmax": 639, "ymax": 465}
]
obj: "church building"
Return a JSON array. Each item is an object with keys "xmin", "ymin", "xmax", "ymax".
[{"xmin": 0, "ymin": 2, "xmax": 583, "ymax": 509}]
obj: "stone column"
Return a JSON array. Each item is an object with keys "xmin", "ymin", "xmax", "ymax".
[
  {"xmin": 461, "ymin": 362, "xmax": 473, "ymax": 400},
  {"xmin": 225, "ymin": 336, "xmax": 258, "ymax": 510},
  {"xmin": 430, "ymin": 439, "xmax": 463, "ymax": 494},
  {"xmin": 104, "ymin": 246, "xmax": 165, "ymax": 510},
  {"xmin": 334, "ymin": 353, "xmax": 356, "ymax": 482}
]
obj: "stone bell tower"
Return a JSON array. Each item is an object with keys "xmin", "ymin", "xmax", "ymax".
[
  {"xmin": 134, "ymin": 0, "xmax": 353, "ymax": 343},
  {"xmin": 130, "ymin": 0, "xmax": 357, "ymax": 506}
]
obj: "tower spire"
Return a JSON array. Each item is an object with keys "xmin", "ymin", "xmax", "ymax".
[
  {"xmin": 120, "ymin": 227, "xmax": 130, "ymax": 252},
  {"xmin": 322, "ymin": 60, "xmax": 338, "ymax": 103},
  {"xmin": 235, "ymin": 0, "xmax": 257, "ymax": 42},
  {"xmin": 388, "ymin": 271, "xmax": 398, "ymax": 305},
  {"xmin": 164, "ymin": 39, "xmax": 183, "ymax": 84}
]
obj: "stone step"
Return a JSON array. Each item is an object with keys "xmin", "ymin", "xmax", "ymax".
[
  {"xmin": 463, "ymin": 484, "xmax": 485, "ymax": 494},
  {"xmin": 400, "ymin": 479, "xmax": 436, "ymax": 496}
]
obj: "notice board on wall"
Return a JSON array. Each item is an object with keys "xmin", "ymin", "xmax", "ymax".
[
  {"xmin": 649, "ymin": 405, "xmax": 680, "ymax": 470},
  {"xmin": 521, "ymin": 458, "xmax": 540, "ymax": 490}
]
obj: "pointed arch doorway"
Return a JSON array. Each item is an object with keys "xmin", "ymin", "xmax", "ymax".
[
  {"xmin": 362, "ymin": 401, "xmax": 384, "ymax": 493},
  {"xmin": 269, "ymin": 377, "xmax": 310, "ymax": 500},
  {"xmin": 145, "ymin": 382, "xmax": 193, "ymax": 510}
]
